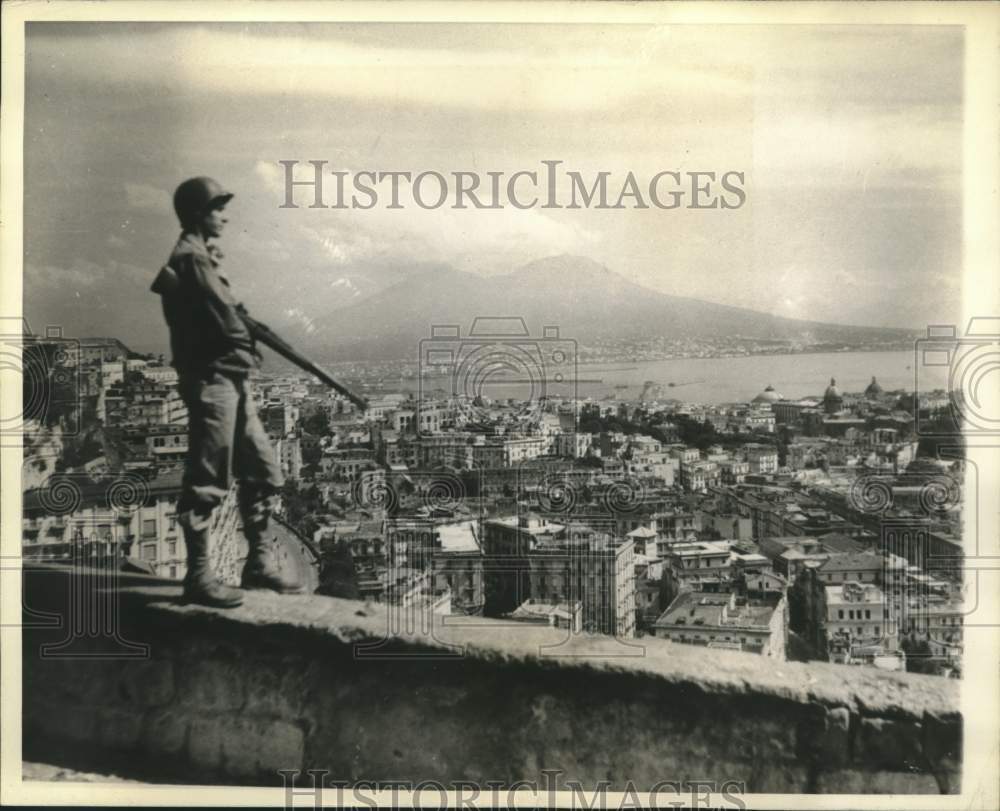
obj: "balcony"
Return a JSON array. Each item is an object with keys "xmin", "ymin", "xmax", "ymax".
[{"xmin": 21, "ymin": 563, "xmax": 961, "ymax": 795}]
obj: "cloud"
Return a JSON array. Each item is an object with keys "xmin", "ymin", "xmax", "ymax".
[
  {"xmin": 124, "ymin": 182, "xmax": 172, "ymax": 212},
  {"xmin": 752, "ymin": 108, "xmax": 960, "ymax": 190},
  {"xmin": 26, "ymin": 260, "xmax": 105, "ymax": 290},
  {"xmin": 284, "ymin": 307, "xmax": 317, "ymax": 335},
  {"xmin": 25, "ymin": 258, "xmax": 150, "ymax": 293},
  {"xmin": 23, "ymin": 23, "xmax": 964, "ymax": 335},
  {"xmin": 29, "ymin": 24, "xmax": 754, "ymax": 115},
  {"xmin": 251, "ymin": 159, "xmax": 599, "ymax": 275}
]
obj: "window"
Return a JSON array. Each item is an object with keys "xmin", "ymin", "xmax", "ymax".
[
  {"xmin": 168, "ymin": 541, "xmax": 177, "ymax": 556},
  {"xmin": 865, "ymin": 609, "xmax": 871, "ymax": 620},
  {"xmin": 142, "ymin": 544, "xmax": 157, "ymax": 561},
  {"xmin": 142, "ymin": 519, "xmax": 156, "ymax": 538},
  {"xmin": 838, "ymin": 609, "xmax": 844, "ymax": 620}
]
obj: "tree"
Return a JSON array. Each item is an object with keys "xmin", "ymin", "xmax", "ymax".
[
  {"xmin": 302, "ymin": 410, "xmax": 331, "ymax": 436},
  {"xmin": 459, "ymin": 469, "xmax": 481, "ymax": 498},
  {"xmin": 788, "ymin": 568, "xmax": 829, "ymax": 661},
  {"xmin": 281, "ymin": 479, "xmax": 322, "ymax": 536},
  {"xmin": 58, "ymin": 424, "xmax": 106, "ymax": 471},
  {"xmin": 298, "ymin": 513, "xmax": 319, "ymax": 542},
  {"xmin": 900, "ymin": 637, "xmax": 943, "ymax": 676}
]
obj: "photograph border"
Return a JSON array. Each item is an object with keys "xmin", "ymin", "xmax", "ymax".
[{"xmin": 1, "ymin": 1, "xmax": 997, "ymax": 808}]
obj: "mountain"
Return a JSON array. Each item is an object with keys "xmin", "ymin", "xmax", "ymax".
[{"xmin": 283, "ymin": 255, "xmax": 914, "ymax": 361}]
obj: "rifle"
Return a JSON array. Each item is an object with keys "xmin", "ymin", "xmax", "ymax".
[{"xmin": 238, "ymin": 309, "xmax": 369, "ymax": 411}]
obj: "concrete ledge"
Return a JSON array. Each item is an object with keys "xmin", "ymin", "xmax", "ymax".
[{"xmin": 21, "ymin": 565, "xmax": 960, "ymax": 793}]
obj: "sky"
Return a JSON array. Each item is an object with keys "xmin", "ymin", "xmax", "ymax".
[{"xmin": 23, "ymin": 22, "xmax": 963, "ymax": 354}]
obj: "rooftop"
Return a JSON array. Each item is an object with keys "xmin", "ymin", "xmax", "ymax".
[
  {"xmin": 819, "ymin": 531, "xmax": 868, "ymax": 554},
  {"xmin": 670, "ymin": 540, "xmax": 732, "ymax": 557},
  {"xmin": 826, "ymin": 582, "xmax": 885, "ymax": 605},
  {"xmin": 509, "ymin": 599, "xmax": 581, "ymax": 622},
  {"xmin": 436, "ymin": 520, "xmax": 480, "ymax": 552},
  {"xmin": 817, "ymin": 552, "xmax": 884, "ymax": 573},
  {"xmin": 487, "ymin": 515, "xmax": 563, "ymax": 535},
  {"xmin": 654, "ymin": 591, "xmax": 777, "ymax": 631},
  {"xmin": 732, "ymin": 552, "xmax": 770, "ymax": 566}
]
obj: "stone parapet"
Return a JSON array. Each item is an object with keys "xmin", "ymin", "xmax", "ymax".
[{"xmin": 21, "ymin": 565, "xmax": 960, "ymax": 793}]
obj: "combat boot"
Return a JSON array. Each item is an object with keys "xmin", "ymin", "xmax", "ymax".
[
  {"xmin": 241, "ymin": 519, "xmax": 306, "ymax": 594},
  {"xmin": 182, "ymin": 525, "xmax": 244, "ymax": 608}
]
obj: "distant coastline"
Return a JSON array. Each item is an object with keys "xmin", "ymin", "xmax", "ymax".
[
  {"xmin": 320, "ymin": 341, "xmax": 920, "ymax": 377},
  {"xmin": 312, "ymin": 347, "xmax": 943, "ymax": 406}
]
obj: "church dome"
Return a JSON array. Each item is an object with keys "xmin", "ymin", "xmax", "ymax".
[
  {"xmin": 864, "ymin": 376, "xmax": 883, "ymax": 397},
  {"xmin": 752, "ymin": 384, "xmax": 783, "ymax": 404},
  {"xmin": 822, "ymin": 377, "xmax": 844, "ymax": 413}
]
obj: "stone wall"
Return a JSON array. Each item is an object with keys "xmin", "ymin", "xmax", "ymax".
[
  {"xmin": 21, "ymin": 565, "xmax": 960, "ymax": 794},
  {"xmin": 209, "ymin": 485, "xmax": 245, "ymax": 585}
]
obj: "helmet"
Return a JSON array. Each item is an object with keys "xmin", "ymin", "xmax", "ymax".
[{"xmin": 173, "ymin": 177, "xmax": 234, "ymax": 226}]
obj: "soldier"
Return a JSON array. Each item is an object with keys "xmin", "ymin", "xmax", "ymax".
[{"xmin": 151, "ymin": 177, "xmax": 303, "ymax": 607}]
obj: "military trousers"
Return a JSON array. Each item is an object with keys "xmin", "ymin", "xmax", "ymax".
[{"xmin": 176, "ymin": 370, "xmax": 283, "ymax": 532}]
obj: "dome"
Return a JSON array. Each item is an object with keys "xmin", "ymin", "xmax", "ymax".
[
  {"xmin": 864, "ymin": 376, "xmax": 883, "ymax": 397},
  {"xmin": 822, "ymin": 377, "xmax": 844, "ymax": 414},
  {"xmin": 752, "ymin": 384, "xmax": 783, "ymax": 404}
]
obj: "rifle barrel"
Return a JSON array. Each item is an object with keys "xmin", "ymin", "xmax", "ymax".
[{"xmin": 242, "ymin": 314, "xmax": 368, "ymax": 410}]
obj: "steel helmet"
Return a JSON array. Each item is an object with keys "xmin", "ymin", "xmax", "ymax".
[{"xmin": 173, "ymin": 176, "xmax": 234, "ymax": 226}]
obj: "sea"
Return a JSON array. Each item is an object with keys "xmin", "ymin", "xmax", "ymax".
[
  {"xmin": 570, "ymin": 350, "xmax": 949, "ymax": 404},
  {"xmin": 375, "ymin": 350, "xmax": 951, "ymax": 405}
]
